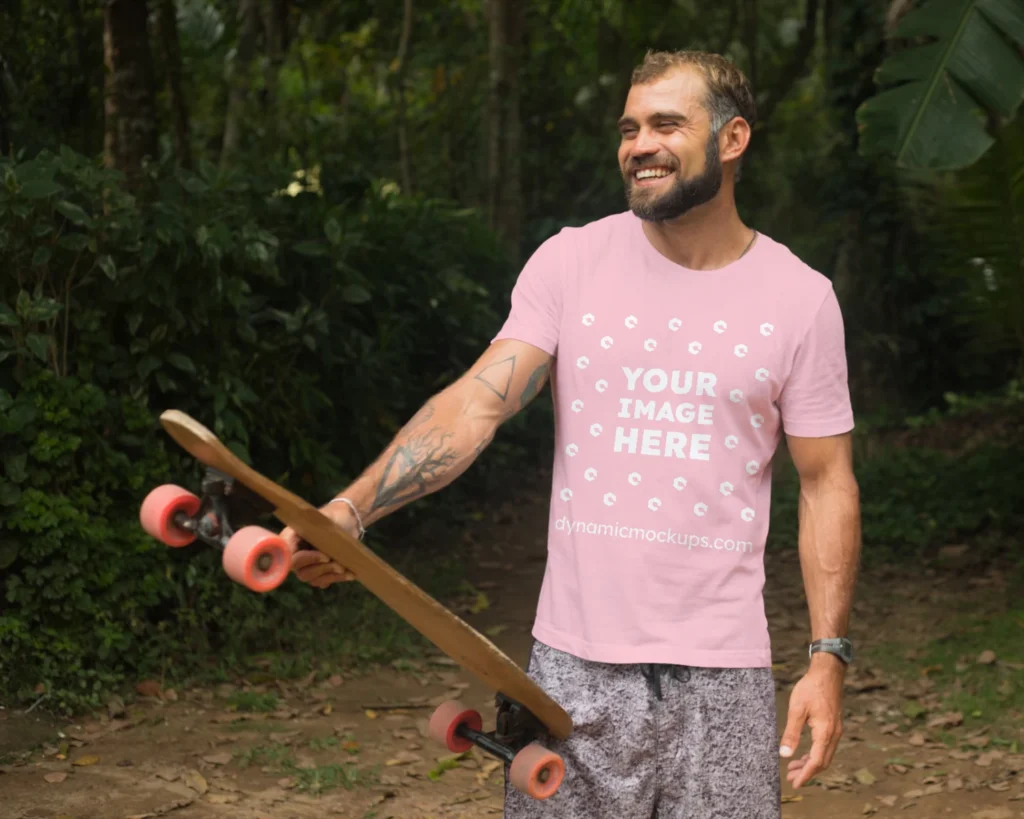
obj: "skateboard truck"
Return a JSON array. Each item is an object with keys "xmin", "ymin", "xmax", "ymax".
[
  {"xmin": 140, "ymin": 471, "xmax": 293, "ymax": 593},
  {"xmin": 428, "ymin": 693, "xmax": 565, "ymax": 799}
]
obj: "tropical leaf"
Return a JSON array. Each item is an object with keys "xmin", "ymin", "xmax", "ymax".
[{"xmin": 856, "ymin": 0, "xmax": 1024, "ymax": 170}]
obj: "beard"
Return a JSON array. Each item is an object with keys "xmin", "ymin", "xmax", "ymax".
[{"xmin": 624, "ymin": 134, "xmax": 723, "ymax": 222}]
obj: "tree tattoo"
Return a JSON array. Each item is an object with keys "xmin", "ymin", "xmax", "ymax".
[{"xmin": 371, "ymin": 427, "xmax": 458, "ymax": 511}]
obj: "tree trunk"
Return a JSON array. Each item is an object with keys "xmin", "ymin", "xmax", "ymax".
[
  {"xmin": 157, "ymin": 0, "xmax": 191, "ymax": 169},
  {"xmin": 394, "ymin": 0, "xmax": 414, "ymax": 195},
  {"xmin": 220, "ymin": 0, "xmax": 261, "ymax": 170},
  {"xmin": 486, "ymin": 0, "xmax": 523, "ymax": 257},
  {"xmin": 743, "ymin": 0, "xmax": 759, "ymax": 93},
  {"xmin": 103, "ymin": 0, "xmax": 159, "ymax": 187},
  {"xmin": 756, "ymin": 0, "xmax": 819, "ymax": 131},
  {"xmin": 67, "ymin": 0, "xmax": 98, "ymax": 156},
  {"xmin": 262, "ymin": 0, "xmax": 288, "ymax": 114},
  {"xmin": 0, "ymin": 52, "xmax": 11, "ymax": 157}
]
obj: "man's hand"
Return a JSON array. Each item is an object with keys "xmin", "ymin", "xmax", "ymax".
[
  {"xmin": 281, "ymin": 504, "xmax": 359, "ymax": 588},
  {"xmin": 779, "ymin": 656, "xmax": 845, "ymax": 788}
]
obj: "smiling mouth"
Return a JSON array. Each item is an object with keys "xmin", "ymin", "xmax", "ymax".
[{"xmin": 632, "ymin": 167, "xmax": 674, "ymax": 184}]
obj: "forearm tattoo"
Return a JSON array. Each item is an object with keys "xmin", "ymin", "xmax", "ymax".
[{"xmin": 371, "ymin": 427, "xmax": 458, "ymax": 512}]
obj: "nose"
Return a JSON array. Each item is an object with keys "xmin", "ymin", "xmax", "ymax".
[{"xmin": 629, "ymin": 127, "xmax": 660, "ymax": 161}]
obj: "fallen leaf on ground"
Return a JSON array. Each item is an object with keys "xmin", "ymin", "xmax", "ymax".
[
  {"xmin": 386, "ymin": 751, "xmax": 423, "ymax": 766},
  {"xmin": 878, "ymin": 795, "xmax": 897, "ymax": 807},
  {"xmin": 184, "ymin": 770, "xmax": 208, "ymax": 795},
  {"xmin": 855, "ymin": 768, "xmax": 877, "ymax": 785},
  {"xmin": 201, "ymin": 752, "xmax": 232, "ymax": 765},
  {"xmin": 977, "ymin": 650, "xmax": 997, "ymax": 665},
  {"xmin": 927, "ymin": 711, "xmax": 963, "ymax": 729},
  {"xmin": 44, "ymin": 772, "xmax": 67, "ymax": 783},
  {"xmin": 908, "ymin": 732, "xmax": 927, "ymax": 747},
  {"xmin": 863, "ymin": 804, "xmax": 877, "ymax": 816},
  {"xmin": 947, "ymin": 777, "xmax": 964, "ymax": 791},
  {"xmin": 72, "ymin": 755, "xmax": 100, "ymax": 767},
  {"xmin": 971, "ymin": 809, "xmax": 1012, "ymax": 819},
  {"xmin": 903, "ymin": 788, "xmax": 924, "ymax": 799},
  {"xmin": 125, "ymin": 797, "xmax": 193, "ymax": 818},
  {"xmin": 781, "ymin": 795, "xmax": 803, "ymax": 803},
  {"xmin": 327, "ymin": 674, "xmax": 343, "ymax": 687},
  {"xmin": 879, "ymin": 723, "xmax": 899, "ymax": 734},
  {"xmin": 206, "ymin": 793, "xmax": 241, "ymax": 804},
  {"xmin": 137, "ymin": 679, "xmax": 163, "ymax": 698},
  {"xmin": 365, "ymin": 709, "xmax": 379, "ymax": 720},
  {"xmin": 476, "ymin": 760, "xmax": 502, "ymax": 783}
]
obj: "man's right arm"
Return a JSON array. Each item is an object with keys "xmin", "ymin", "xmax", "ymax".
[{"xmin": 285, "ymin": 338, "xmax": 553, "ymax": 586}]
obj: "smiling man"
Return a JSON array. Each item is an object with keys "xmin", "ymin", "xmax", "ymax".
[{"xmin": 284, "ymin": 50, "xmax": 861, "ymax": 819}]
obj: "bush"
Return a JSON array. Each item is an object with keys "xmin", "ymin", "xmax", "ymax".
[
  {"xmin": 768, "ymin": 441, "xmax": 1024, "ymax": 560},
  {"xmin": 0, "ymin": 148, "xmax": 540, "ymax": 711}
]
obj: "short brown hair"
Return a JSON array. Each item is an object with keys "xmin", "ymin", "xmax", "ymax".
[{"xmin": 631, "ymin": 50, "xmax": 757, "ymax": 134}]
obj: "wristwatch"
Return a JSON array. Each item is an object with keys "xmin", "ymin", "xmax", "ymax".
[{"xmin": 809, "ymin": 638, "xmax": 854, "ymax": 664}]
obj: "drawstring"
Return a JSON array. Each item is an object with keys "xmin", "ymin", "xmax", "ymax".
[{"xmin": 641, "ymin": 664, "xmax": 690, "ymax": 700}]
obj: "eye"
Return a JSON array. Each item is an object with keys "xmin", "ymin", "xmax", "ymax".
[
  {"xmin": 658, "ymin": 121, "xmax": 677, "ymax": 130},
  {"xmin": 620, "ymin": 127, "xmax": 637, "ymax": 138}
]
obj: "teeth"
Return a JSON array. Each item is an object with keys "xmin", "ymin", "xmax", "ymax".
[{"xmin": 636, "ymin": 168, "xmax": 671, "ymax": 180}]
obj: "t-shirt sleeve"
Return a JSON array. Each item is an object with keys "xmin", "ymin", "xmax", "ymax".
[
  {"xmin": 779, "ymin": 286, "xmax": 855, "ymax": 438},
  {"xmin": 491, "ymin": 231, "xmax": 567, "ymax": 356}
]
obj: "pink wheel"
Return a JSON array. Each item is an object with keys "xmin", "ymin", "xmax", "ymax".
[
  {"xmin": 140, "ymin": 484, "xmax": 201, "ymax": 547},
  {"xmin": 428, "ymin": 700, "xmax": 482, "ymax": 753},
  {"xmin": 509, "ymin": 742, "xmax": 564, "ymax": 800},
  {"xmin": 222, "ymin": 527, "xmax": 291, "ymax": 592}
]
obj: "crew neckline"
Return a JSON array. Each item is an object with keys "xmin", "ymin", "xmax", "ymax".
[{"xmin": 629, "ymin": 211, "xmax": 766, "ymax": 277}]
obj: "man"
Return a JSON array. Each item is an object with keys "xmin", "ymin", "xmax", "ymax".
[{"xmin": 283, "ymin": 49, "xmax": 861, "ymax": 819}]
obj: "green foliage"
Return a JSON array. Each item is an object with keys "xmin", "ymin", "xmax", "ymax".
[
  {"xmin": 867, "ymin": 603, "xmax": 1024, "ymax": 738},
  {"xmin": 929, "ymin": 114, "xmax": 1024, "ymax": 371},
  {"xmin": 0, "ymin": 146, "xmax": 527, "ymax": 712},
  {"xmin": 226, "ymin": 691, "xmax": 279, "ymax": 712},
  {"xmin": 237, "ymin": 740, "xmax": 375, "ymax": 792},
  {"xmin": 856, "ymin": 0, "xmax": 1024, "ymax": 170},
  {"xmin": 769, "ymin": 438, "xmax": 1024, "ymax": 559}
]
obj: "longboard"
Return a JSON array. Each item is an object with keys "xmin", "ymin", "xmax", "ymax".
[{"xmin": 139, "ymin": 410, "xmax": 571, "ymax": 799}]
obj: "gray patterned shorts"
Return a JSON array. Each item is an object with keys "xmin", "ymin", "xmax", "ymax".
[{"xmin": 504, "ymin": 641, "xmax": 781, "ymax": 819}]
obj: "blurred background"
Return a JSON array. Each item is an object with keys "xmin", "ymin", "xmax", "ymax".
[{"xmin": 0, "ymin": 0, "xmax": 1021, "ymax": 716}]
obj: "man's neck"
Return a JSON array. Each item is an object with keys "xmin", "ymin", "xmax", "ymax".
[{"xmin": 640, "ymin": 195, "xmax": 754, "ymax": 271}]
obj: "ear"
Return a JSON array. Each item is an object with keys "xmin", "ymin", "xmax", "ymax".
[{"xmin": 719, "ymin": 117, "xmax": 751, "ymax": 166}]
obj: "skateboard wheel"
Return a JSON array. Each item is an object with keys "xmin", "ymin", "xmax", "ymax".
[
  {"xmin": 428, "ymin": 700, "xmax": 482, "ymax": 753},
  {"xmin": 509, "ymin": 742, "xmax": 565, "ymax": 800},
  {"xmin": 222, "ymin": 526, "xmax": 291, "ymax": 593},
  {"xmin": 140, "ymin": 484, "xmax": 201, "ymax": 547}
]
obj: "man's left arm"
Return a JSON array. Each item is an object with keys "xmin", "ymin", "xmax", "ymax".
[{"xmin": 779, "ymin": 431, "xmax": 861, "ymax": 788}]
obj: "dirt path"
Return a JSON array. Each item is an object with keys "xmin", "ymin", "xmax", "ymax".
[{"xmin": 2, "ymin": 496, "xmax": 1023, "ymax": 819}]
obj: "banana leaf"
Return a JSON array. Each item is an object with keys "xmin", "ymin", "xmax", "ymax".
[{"xmin": 856, "ymin": 0, "xmax": 1024, "ymax": 170}]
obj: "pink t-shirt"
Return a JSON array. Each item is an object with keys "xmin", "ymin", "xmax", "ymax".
[{"xmin": 493, "ymin": 211, "xmax": 854, "ymax": 668}]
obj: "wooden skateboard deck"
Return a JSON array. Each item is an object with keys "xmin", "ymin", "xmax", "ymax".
[{"xmin": 155, "ymin": 409, "xmax": 573, "ymax": 742}]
